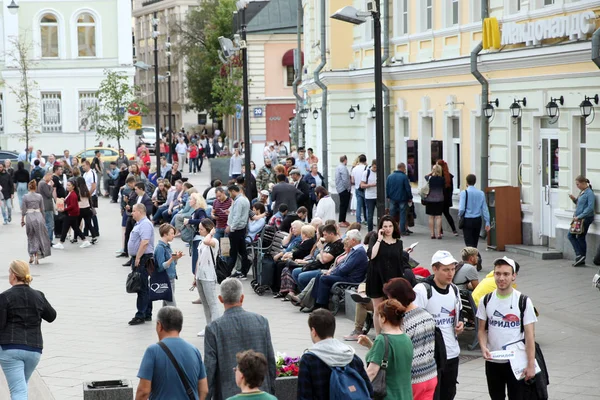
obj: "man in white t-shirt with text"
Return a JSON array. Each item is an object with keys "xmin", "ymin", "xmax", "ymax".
[
  {"xmin": 476, "ymin": 256, "xmax": 537, "ymax": 400},
  {"xmin": 83, "ymin": 160, "xmax": 100, "ymax": 234},
  {"xmin": 360, "ymin": 159, "xmax": 377, "ymax": 232},
  {"xmin": 414, "ymin": 250, "xmax": 464, "ymax": 400},
  {"xmin": 350, "ymin": 154, "xmax": 368, "ymax": 226}
]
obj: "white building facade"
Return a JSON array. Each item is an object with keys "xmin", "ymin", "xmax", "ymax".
[{"xmin": 0, "ymin": 0, "xmax": 135, "ymax": 155}]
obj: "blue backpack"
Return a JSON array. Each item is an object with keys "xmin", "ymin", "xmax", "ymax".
[{"xmin": 305, "ymin": 351, "xmax": 370, "ymax": 400}]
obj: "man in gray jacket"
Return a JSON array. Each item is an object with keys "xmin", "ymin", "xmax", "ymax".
[
  {"xmin": 271, "ymin": 173, "xmax": 301, "ymax": 212},
  {"xmin": 204, "ymin": 278, "xmax": 276, "ymax": 400},
  {"xmin": 226, "ymin": 185, "xmax": 251, "ymax": 279}
]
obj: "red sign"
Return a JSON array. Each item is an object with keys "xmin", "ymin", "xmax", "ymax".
[{"xmin": 128, "ymin": 102, "xmax": 141, "ymax": 116}]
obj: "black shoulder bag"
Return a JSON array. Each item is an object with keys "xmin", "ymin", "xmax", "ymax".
[
  {"xmin": 458, "ymin": 189, "xmax": 468, "ymax": 229},
  {"xmin": 158, "ymin": 342, "xmax": 195, "ymax": 400},
  {"xmin": 372, "ymin": 334, "xmax": 389, "ymax": 400}
]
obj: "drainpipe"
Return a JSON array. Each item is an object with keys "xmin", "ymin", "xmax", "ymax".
[
  {"xmin": 593, "ymin": 27, "xmax": 600, "ymax": 69},
  {"xmin": 292, "ymin": 0, "xmax": 304, "ymax": 147},
  {"xmin": 314, "ymin": 0, "xmax": 328, "ymax": 185},
  {"xmin": 471, "ymin": 0, "xmax": 489, "ymax": 190},
  {"xmin": 381, "ymin": 0, "xmax": 391, "ymax": 177}
]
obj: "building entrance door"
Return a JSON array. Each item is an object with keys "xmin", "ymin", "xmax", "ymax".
[{"xmin": 540, "ymin": 131, "xmax": 559, "ymax": 241}]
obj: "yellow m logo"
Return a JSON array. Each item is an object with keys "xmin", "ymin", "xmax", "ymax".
[{"xmin": 483, "ymin": 17, "xmax": 501, "ymax": 50}]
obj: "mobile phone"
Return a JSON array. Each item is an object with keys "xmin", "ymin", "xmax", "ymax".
[{"xmin": 407, "ymin": 242, "xmax": 419, "ymax": 252}]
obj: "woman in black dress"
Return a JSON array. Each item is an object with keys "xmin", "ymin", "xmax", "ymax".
[
  {"xmin": 425, "ymin": 164, "xmax": 445, "ymax": 239},
  {"xmin": 366, "ymin": 215, "xmax": 414, "ymax": 334},
  {"xmin": 438, "ymin": 160, "xmax": 457, "ymax": 236}
]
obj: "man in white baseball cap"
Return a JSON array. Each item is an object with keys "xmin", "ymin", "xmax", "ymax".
[{"xmin": 414, "ymin": 250, "xmax": 464, "ymax": 400}]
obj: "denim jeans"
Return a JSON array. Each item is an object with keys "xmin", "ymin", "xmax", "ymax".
[
  {"xmin": 16, "ymin": 183, "xmax": 27, "ymax": 209},
  {"xmin": 0, "ymin": 348, "xmax": 42, "ymax": 400},
  {"xmin": 44, "ymin": 210, "xmax": 54, "ymax": 242},
  {"xmin": 295, "ymin": 270, "xmax": 321, "ymax": 291},
  {"xmin": 568, "ymin": 215, "xmax": 595, "ymax": 258},
  {"xmin": 189, "ymin": 157, "xmax": 198, "ymax": 173},
  {"xmin": 366, "ymin": 198, "xmax": 377, "ymax": 232},
  {"xmin": 1, "ymin": 197, "xmax": 12, "ymax": 223},
  {"xmin": 390, "ymin": 201, "xmax": 408, "ymax": 233},
  {"xmin": 196, "ymin": 279, "xmax": 222, "ymax": 325},
  {"xmin": 191, "ymin": 239, "xmax": 200, "ymax": 275},
  {"xmin": 153, "ymin": 205, "xmax": 168, "ymax": 223},
  {"xmin": 355, "ymin": 189, "xmax": 366, "ymax": 224},
  {"xmin": 132, "ymin": 257, "xmax": 153, "ymax": 320}
]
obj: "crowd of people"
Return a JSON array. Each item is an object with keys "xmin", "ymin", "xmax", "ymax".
[{"xmin": 0, "ymin": 139, "xmax": 550, "ymax": 400}]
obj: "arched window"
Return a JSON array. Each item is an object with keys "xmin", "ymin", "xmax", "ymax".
[
  {"xmin": 40, "ymin": 14, "xmax": 59, "ymax": 58},
  {"xmin": 77, "ymin": 13, "xmax": 96, "ymax": 57}
]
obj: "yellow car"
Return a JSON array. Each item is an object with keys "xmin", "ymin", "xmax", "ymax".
[{"xmin": 74, "ymin": 147, "xmax": 136, "ymax": 163}]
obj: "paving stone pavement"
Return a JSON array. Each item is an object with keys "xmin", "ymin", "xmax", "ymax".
[{"xmin": 0, "ymin": 163, "xmax": 599, "ymax": 399}]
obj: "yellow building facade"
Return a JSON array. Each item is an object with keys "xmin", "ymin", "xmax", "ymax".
[{"xmin": 300, "ymin": 0, "xmax": 600, "ymax": 254}]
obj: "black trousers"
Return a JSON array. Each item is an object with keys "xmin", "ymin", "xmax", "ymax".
[
  {"xmin": 338, "ymin": 189, "xmax": 351, "ymax": 223},
  {"xmin": 60, "ymin": 215, "xmax": 85, "ymax": 243},
  {"xmin": 462, "ymin": 217, "xmax": 482, "ymax": 248},
  {"xmin": 307, "ymin": 199, "xmax": 317, "ymax": 221},
  {"xmin": 228, "ymin": 228, "xmax": 251, "ymax": 275},
  {"xmin": 443, "ymin": 205, "xmax": 457, "ymax": 232},
  {"xmin": 486, "ymin": 361, "xmax": 525, "ymax": 400},
  {"xmin": 434, "ymin": 356, "xmax": 459, "ymax": 400},
  {"xmin": 79, "ymin": 208, "xmax": 98, "ymax": 238},
  {"xmin": 123, "ymin": 216, "xmax": 135, "ymax": 256}
]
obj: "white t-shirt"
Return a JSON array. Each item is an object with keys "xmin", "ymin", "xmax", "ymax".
[
  {"xmin": 175, "ymin": 143, "xmax": 187, "ymax": 154},
  {"xmin": 195, "ymin": 239, "xmax": 219, "ymax": 282},
  {"xmin": 414, "ymin": 282, "xmax": 462, "ymax": 359},
  {"xmin": 83, "ymin": 170, "xmax": 97, "ymax": 196},
  {"xmin": 361, "ymin": 168, "xmax": 377, "ymax": 199},
  {"xmin": 315, "ymin": 196, "xmax": 336, "ymax": 221},
  {"xmin": 351, "ymin": 164, "xmax": 368, "ymax": 190},
  {"xmin": 476, "ymin": 289, "xmax": 537, "ymax": 362}
]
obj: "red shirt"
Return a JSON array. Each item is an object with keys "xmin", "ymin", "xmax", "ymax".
[
  {"xmin": 213, "ymin": 197, "xmax": 232, "ymax": 228},
  {"xmin": 64, "ymin": 191, "xmax": 80, "ymax": 217},
  {"xmin": 140, "ymin": 165, "xmax": 150, "ymax": 177},
  {"xmin": 141, "ymin": 154, "xmax": 151, "ymax": 164}
]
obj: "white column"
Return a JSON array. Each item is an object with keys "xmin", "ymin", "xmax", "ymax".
[
  {"xmin": 117, "ymin": 0, "xmax": 133, "ymax": 65},
  {"xmin": 3, "ymin": 3, "xmax": 19, "ymax": 68}
]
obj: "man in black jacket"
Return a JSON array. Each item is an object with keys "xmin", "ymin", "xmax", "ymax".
[
  {"xmin": 0, "ymin": 163, "xmax": 14, "ymax": 224},
  {"xmin": 290, "ymin": 169, "xmax": 311, "ymax": 212},
  {"xmin": 271, "ymin": 174, "xmax": 301, "ymax": 212}
]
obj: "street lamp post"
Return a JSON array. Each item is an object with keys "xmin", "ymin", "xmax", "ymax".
[
  {"xmin": 166, "ymin": 38, "xmax": 172, "ymax": 153},
  {"xmin": 153, "ymin": 12, "xmax": 161, "ymax": 176},
  {"xmin": 240, "ymin": 7, "xmax": 251, "ymax": 197},
  {"xmin": 332, "ymin": 1, "xmax": 385, "ymax": 220}
]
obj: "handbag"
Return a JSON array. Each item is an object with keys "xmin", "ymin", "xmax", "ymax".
[
  {"xmin": 458, "ymin": 189, "xmax": 469, "ymax": 230},
  {"xmin": 418, "ymin": 181, "xmax": 430, "ymax": 199},
  {"xmin": 371, "ymin": 334, "xmax": 389, "ymax": 400},
  {"xmin": 220, "ymin": 236, "xmax": 231, "ymax": 257},
  {"xmin": 158, "ymin": 342, "xmax": 195, "ymax": 400},
  {"xmin": 569, "ymin": 218, "xmax": 584, "ymax": 235},
  {"xmin": 149, "ymin": 270, "xmax": 173, "ymax": 301},
  {"xmin": 126, "ymin": 269, "xmax": 142, "ymax": 293},
  {"xmin": 209, "ymin": 245, "xmax": 231, "ymax": 284},
  {"xmin": 180, "ymin": 224, "xmax": 196, "ymax": 243}
]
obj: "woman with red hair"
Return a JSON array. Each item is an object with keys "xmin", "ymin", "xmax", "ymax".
[{"xmin": 437, "ymin": 160, "xmax": 458, "ymax": 236}]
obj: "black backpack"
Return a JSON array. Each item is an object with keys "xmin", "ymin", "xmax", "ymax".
[{"xmin": 31, "ymin": 167, "xmax": 44, "ymax": 183}]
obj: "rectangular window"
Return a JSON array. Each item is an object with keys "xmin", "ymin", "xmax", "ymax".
[
  {"xmin": 580, "ymin": 117, "xmax": 587, "ymax": 176},
  {"xmin": 78, "ymin": 92, "xmax": 98, "ymax": 132},
  {"xmin": 426, "ymin": 0, "xmax": 433, "ymax": 30},
  {"xmin": 451, "ymin": 118, "xmax": 460, "ymax": 189},
  {"xmin": 286, "ymin": 65, "xmax": 295, "ymax": 87},
  {"xmin": 40, "ymin": 26, "xmax": 59, "ymax": 58},
  {"xmin": 544, "ymin": 0, "xmax": 554, "ymax": 5},
  {"xmin": 407, "ymin": 139, "xmax": 418, "ymax": 182},
  {"xmin": 517, "ymin": 0, "xmax": 521, "ymax": 11},
  {"xmin": 516, "ymin": 119, "xmax": 523, "ymax": 188},
  {"xmin": 452, "ymin": 0, "xmax": 459, "ymax": 25},
  {"xmin": 431, "ymin": 140, "xmax": 443, "ymax": 167},
  {"xmin": 41, "ymin": 93, "xmax": 62, "ymax": 133},
  {"xmin": 402, "ymin": 0, "xmax": 409, "ymax": 35}
]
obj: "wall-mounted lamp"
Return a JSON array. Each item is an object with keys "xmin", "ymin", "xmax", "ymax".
[
  {"xmin": 483, "ymin": 98, "xmax": 499, "ymax": 119},
  {"xmin": 546, "ymin": 96, "xmax": 564, "ymax": 119},
  {"xmin": 580, "ymin": 94, "xmax": 598, "ymax": 120},
  {"xmin": 7, "ymin": 0, "xmax": 19, "ymax": 15},
  {"xmin": 348, "ymin": 104, "xmax": 360, "ymax": 119},
  {"xmin": 300, "ymin": 108, "xmax": 309, "ymax": 120},
  {"xmin": 312, "ymin": 108, "xmax": 320, "ymax": 120},
  {"xmin": 509, "ymin": 97, "xmax": 527, "ymax": 119},
  {"xmin": 369, "ymin": 104, "xmax": 376, "ymax": 119}
]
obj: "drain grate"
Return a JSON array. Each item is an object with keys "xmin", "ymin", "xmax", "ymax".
[{"xmin": 459, "ymin": 354, "xmax": 481, "ymax": 364}]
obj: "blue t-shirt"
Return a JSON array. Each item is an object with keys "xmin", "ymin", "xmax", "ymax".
[{"xmin": 138, "ymin": 337, "xmax": 207, "ymax": 399}]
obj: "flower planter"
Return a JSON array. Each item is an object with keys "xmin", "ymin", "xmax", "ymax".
[{"xmin": 274, "ymin": 376, "xmax": 298, "ymax": 400}]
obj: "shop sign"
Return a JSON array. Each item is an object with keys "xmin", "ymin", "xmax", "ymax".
[{"xmin": 500, "ymin": 11, "xmax": 596, "ymax": 47}]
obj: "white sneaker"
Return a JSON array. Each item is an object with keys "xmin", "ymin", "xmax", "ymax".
[
  {"xmin": 197, "ymin": 329, "xmax": 205, "ymax": 337},
  {"xmin": 52, "ymin": 243, "xmax": 64, "ymax": 250},
  {"xmin": 80, "ymin": 241, "xmax": 92, "ymax": 248}
]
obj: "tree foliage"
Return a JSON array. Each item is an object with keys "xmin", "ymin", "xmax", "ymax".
[
  {"xmin": 174, "ymin": 0, "xmax": 241, "ymax": 118},
  {"xmin": 88, "ymin": 70, "xmax": 146, "ymax": 150},
  {"xmin": 6, "ymin": 38, "xmax": 39, "ymax": 152}
]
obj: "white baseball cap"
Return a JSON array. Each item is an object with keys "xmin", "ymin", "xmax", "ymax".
[
  {"xmin": 431, "ymin": 250, "xmax": 458, "ymax": 266},
  {"xmin": 260, "ymin": 190, "xmax": 270, "ymax": 196},
  {"xmin": 493, "ymin": 256, "xmax": 517, "ymax": 271}
]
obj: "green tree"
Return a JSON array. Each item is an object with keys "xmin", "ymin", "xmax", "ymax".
[
  {"xmin": 175, "ymin": 0, "xmax": 241, "ymax": 117},
  {"xmin": 6, "ymin": 38, "xmax": 39, "ymax": 154},
  {"xmin": 88, "ymin": 70, "xmax": 146, "ymax": 150}
]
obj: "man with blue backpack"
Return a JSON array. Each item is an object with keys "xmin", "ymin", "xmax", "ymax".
[{"xmin": 298, "ymin": 309, "xmax": 372, "ymax": 400}]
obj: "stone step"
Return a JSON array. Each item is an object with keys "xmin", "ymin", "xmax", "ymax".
[{"xmin": 505, "ymin": 245, "xmax": 563, "ymax": 260}]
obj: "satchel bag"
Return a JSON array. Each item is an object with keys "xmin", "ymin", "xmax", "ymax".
[
  {"xmin": 180, "ymin": 224, "xmax": 196, "ymax": 243},
  {"xmin": 220, "ymin": 236, "xmax": 231, "ymax": 257},
  {"xmin": 148, "ymin": 270, "xmax": 173, "ymax": 301},
  {"xmin": 418, "ymin": 181, "xmax": 430, "ymax": 199},
  {"xmin": 126, "ymin": 270, "xmax": 142, "ymax": 293},
  {"xmin": 569, "ymin": 218, "xmax": 584, "ymax": 235},
  {"xmin": 372, "ymin": 334, "xmax": 389, "ymax": 400},
  {"xmin": 209, "ymin": 245, "xmax": 231, "ymax": 284},
  {"xmin": 458, "ymin": 189, "xmax": 469, "ymax": 230},
  {"xmin": 158, "ymin": 342, "xmax": 195, "ymax": 400}
]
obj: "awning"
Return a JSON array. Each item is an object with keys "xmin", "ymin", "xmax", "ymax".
[{"xmin": 282, "ymin": 49, "xmax": 304, "ymax": 66}]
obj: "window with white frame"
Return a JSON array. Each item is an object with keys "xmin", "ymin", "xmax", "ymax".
[
  {"xmin": 471, "ymin": 0, "xmax": 481, "ymax": 22},
  {"xmin": 41, "ymin": 93, "xmax": 62, "ymax": 133},
  {"xmin": 0, "ymin": 94, "xmax": 4, "ymax": 133},
  {"xmin": 451, "ymin": 0, "xmax": 459, "ymax": 26},
  {"xmin": 365, "ymin": 0, "xmax": 374, "ymax": 41},
  {"xmin": 78, "ymin": 92, "xmax": 98, "ymax": 132},
  {"xmin": 516, "ymin": 119, "xmax": 523, "ymax": 188},
  {"xmin": 544, "ymin": 0, "xmax": 554, "ymax": 5},
  {"xmin": 580, "ymin": 117, "xmax": 587, "ymax": 176},
  {"xmin": 77, "ymin": 13, "xmax": 96, "ymax": 57},
  {"xmin": 399, "ymin": 0, "xmax": 409, "ymax": 35},
  {"xmin": 40, "ymin": 14, "xmax": 59, "ymax": 58},
  {"xmin": 451, "ymin": 117, "xmax": 461, "ymax": 190},
  {"xmin": 419, "ymin": 0, "xmax": 433, "ymax": 32}
]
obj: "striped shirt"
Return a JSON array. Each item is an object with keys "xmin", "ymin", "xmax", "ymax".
[
  {"xmin": 402, "ymin": 307, "xmax": 438, "ymax": 384},
  {"xmin": 213, "ymin": 197, "xmax": 232, "ymax": 229}
]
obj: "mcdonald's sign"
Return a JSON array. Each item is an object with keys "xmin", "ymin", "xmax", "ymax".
[{"xmin": 483, "ymin": 17, "xmax": 501, "ymax": 50}]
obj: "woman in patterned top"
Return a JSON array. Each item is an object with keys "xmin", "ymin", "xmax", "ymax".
[{"xmin": 384, "ymin": 278, "xmax": 438, "ymax": 400}]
